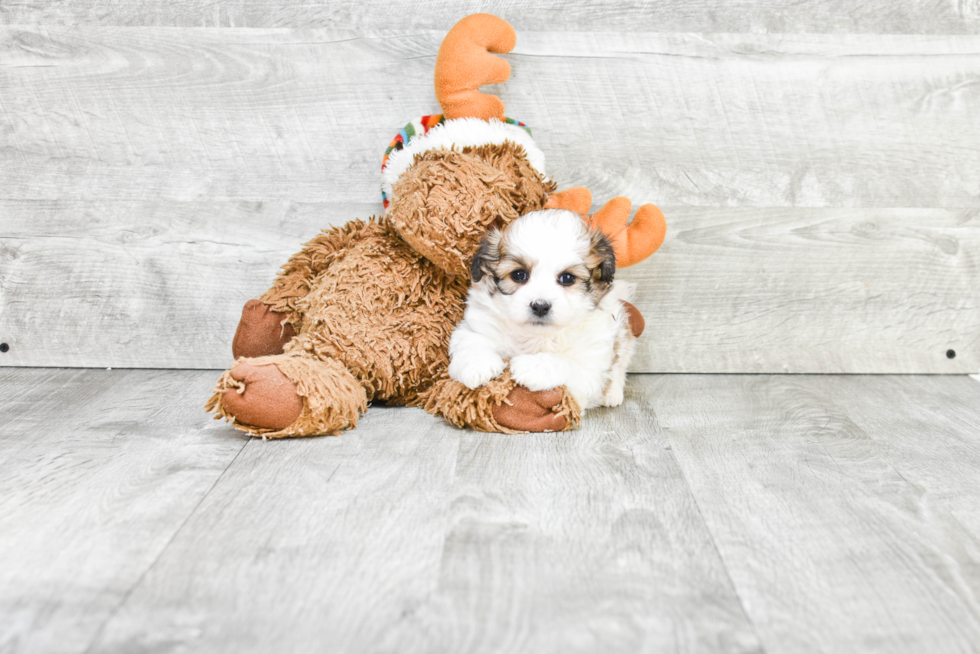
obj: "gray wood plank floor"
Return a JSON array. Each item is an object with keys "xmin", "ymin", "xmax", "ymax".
[
  {"xmin": 0, "ymin": 369, "xmax": 247, "ymax": 654},
  {"xmin": 4, "ymin": 369, "xmax": 980, "ymax": 653}
]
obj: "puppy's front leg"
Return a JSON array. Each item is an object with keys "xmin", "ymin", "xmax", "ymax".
[
  {"xmin": 512, "ymin": 353, "xmax": 610, "ymax": 411},
  {"xmin": 509, "ymin": 353, "xmax": 574, "ymax": 392},
  {"xmin": 448, "ymin": 326, "xmax": 506, "ymax": 390}
]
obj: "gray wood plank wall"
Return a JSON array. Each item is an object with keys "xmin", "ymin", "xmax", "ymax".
[
  {"xmin": 1, "ymin": 5, "xmax": 978, "ymax": 372},
  {"xmin": 5, "ymin": 0, "xmax": 980, "ymax": 32}
]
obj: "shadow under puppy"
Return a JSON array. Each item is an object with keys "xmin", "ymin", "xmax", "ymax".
[{"xmin": 449, "ymin": 209, "xmax": 637, "ymax": 416}]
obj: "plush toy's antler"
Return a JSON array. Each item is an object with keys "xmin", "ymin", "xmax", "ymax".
[
  {"xmin": 544, "ymin": 187, "xmax": 593, "ymax": 215},
  {"xmin": 589, "ymin": 197, "xmax": 667, "ymax": 268},
  {"xmin": 435, "ymin": 14, "xmax": 517, "ymax": 121},
  {"xmin": 546, "ymin": 189, "xmax": 667, "ymax": 268}
]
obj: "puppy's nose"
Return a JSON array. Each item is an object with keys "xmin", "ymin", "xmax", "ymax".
[{"xmin": 530, "ymin": 300, "xmax": 551, "ymax": 317}]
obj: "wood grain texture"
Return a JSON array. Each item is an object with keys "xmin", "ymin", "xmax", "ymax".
[
  {"xmin": 3, "ymin": 0, "xmax": 980, "ymax": 33},
  {"xmin": 650, "ymin": 374, "xmax": 980, "ymax": 653},
  {"xmin": 1, "ymin": 28, "xmax": 979, "ymax": 208},
  {"xmin": 6, "ymin": 370, "xmax": 980, "ymax": 653},
  {"xmin": 377, "ymin": 386, "xmax": 762, "ymax": 653},
  {"xmin": 87, "ymin": 378, "xmax": 762, "ymax": 654},
  {"xmin": 625, "ymin": 207, "xmax": 980, "ymax": 373},
  {"xmin": 2, "ymin": 202, "xmax": 976, "ymax": 372},
  {"xmin": 0, "ymin": 368, "xmax": 246, "ymax": 654},
  {"xmin": 2, "ymin": 27, "xmax": 978, "ymax": 373},
  {"xmin": 88, "ymin": 403, "xmax": 465, "ymax": 653},
  {"xmin": 0, "ymin": 200, "xmax": 365, "ymax": 369}
]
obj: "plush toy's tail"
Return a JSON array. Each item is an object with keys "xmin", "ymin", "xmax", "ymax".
[{"xmin": 435, "ymin": 14, "xmax": 516, "ymax": 121}]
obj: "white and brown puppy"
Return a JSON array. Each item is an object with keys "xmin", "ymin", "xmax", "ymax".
[{"xmin": 449, "ymin": 209, "xmax": 637, "ymax": 413}]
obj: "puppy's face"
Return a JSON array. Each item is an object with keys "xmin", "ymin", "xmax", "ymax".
[{"xmin": 471, "ymin": 209, "xmax": 615, "ymax": 330}]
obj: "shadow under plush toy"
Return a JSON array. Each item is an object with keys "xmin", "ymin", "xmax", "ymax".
[{"xmin": 206, "ymin": 13, "xmax": 666, "ymax": 437}]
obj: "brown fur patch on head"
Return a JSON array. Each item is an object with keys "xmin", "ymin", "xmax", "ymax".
[
  {"xmin": 585, "ymin": 229, "xmax": 616, "ymax": 296},
  {"xmin": 470, "ymin": 228, "xmax": 502, "ymax": 282},
  {"xmin": 491, "ymin": 224, "xmax": 538, "ymax": 295},
  {"xmin": 471, "ymin": 225, "xmax": 539, "ymax": 296},
  {"xmin": 387, "ymin": 141, "xmax": 556, "ymax": 277},
  {"xmin": 488, "ymin": 252, "xmax": 534, "ymax": 295}
]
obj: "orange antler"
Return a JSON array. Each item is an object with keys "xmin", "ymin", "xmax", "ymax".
[
  {"xmin": 435, "ymin": 14, "xmax": 516, "ymax": 121},
  {"xmin": 544, "ymin": 187, "xmax": 593, "ymax": 215},
  {"xmin": 589, "ymin": 197, "xmax": 667, "ymax": 268}
]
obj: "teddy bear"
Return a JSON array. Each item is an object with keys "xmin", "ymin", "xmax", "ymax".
[{"xmin": 205, "ymin": 13, "xmax": 666, "ymax": 437}]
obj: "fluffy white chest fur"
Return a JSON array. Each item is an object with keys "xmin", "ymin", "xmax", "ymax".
[{"xmin": 449, "ymin": 209, "xmax": 638, "ymax": 413}]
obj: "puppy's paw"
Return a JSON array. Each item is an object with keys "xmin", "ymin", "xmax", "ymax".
[
  {"xmin": 601, "ymin": 384, "xmax": 625, "ymax": 407},
  {"xmin": 449, "ymin": 352, "xmax": 507, "ymax": 390},
  {"xmin": 510, "ymin": 354, "xmax": 568, "ymax": 392}
]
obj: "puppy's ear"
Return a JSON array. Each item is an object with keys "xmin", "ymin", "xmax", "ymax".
[
  {"xmin": 587, "ymin": 229, "xmax": 616, "ymax": 285},
  {"xmin": 470, "ymin": 228, "xmax": 502, "ymax": 282}
]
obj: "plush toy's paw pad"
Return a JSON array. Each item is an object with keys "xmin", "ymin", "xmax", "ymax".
[
  {"xmin": 449, "ymin": 352, "xmax": 507, "ymax": 390},
  {"xmin": 232, "ymin": 299, "xmax": 296, "ymax": 359},
  {"xmin": 509, "ymin": 354, "xmax": 567, "ymax": 391},
  {"xmin": 222, "ymin": 362, "xmax": 303, "ymax": 430},
  {"xmin": 493, "ymin": 386, "xmax": 568, "ymax": 432}
]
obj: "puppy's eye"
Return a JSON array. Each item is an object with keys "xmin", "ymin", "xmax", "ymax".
[
  {"xmin": 510, "ymin": 269, "xmax": 529, "ymax": 284},
  {"xmin": 557, "ymin": 272, "xmax": 576, "ymax": 286}
]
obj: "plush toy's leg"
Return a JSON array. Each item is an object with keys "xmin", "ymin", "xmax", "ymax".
[
  {"xmin": 232, "ymin": 299, "xmax": 296, "ymax": 359},
  {"xmin": 589, "ymin": 198, "xmax": 668, "ymax": 268},
  {"xmin": 251, "ymin": 221, "xmax": 371, "ymax": 331},
  {"xmin": 421, "ymin": 371, "xmax": 581, "ymax": 434},
  {"xmin": 206, "ymin": 352, "xmax": 367, "ymax": 438}
]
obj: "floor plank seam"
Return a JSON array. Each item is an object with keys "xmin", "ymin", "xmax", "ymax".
[
  {"xmin": 79, "ymin": 437, "xmax": 251, "ymax": 653},
  {"xmin": 664, "ymin": 445, "xmax": 769, "ymax": 654}
]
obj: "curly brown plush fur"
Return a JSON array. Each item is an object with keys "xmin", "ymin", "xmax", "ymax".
[
  {"xmin": 207, "ymin": 143, "xmax": 565, "ymax": 437},
  {"xmin": 267, "ymin": 217, "xmax": 467, "ymax": 403},
  {"xmin": 422, "ymin": 370, "xmax": 580, "ymax": 434},
  {"xmin": 388, "ymin": 144, "xmax": 555, "ymax": 276},
  {"xmin": 206, "ymin": 13, "xmax": 664, "ymax": 438}
]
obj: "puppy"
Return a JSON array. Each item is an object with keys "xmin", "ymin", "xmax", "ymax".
[{"xmin": 449, "ymin": 209, "xmax": 637, "ymax": 413}]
